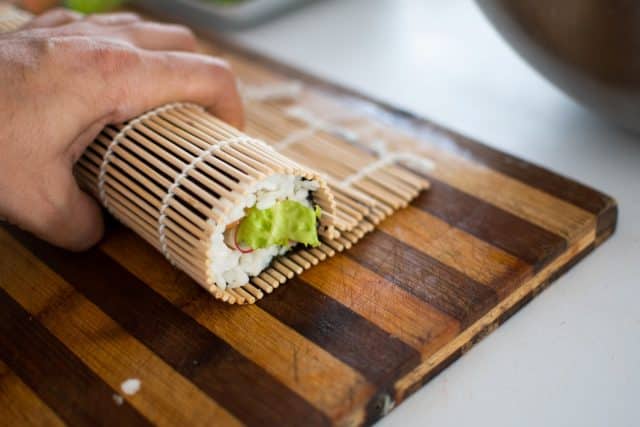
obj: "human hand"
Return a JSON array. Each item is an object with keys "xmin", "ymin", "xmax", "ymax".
[{"xmin": 0, "ymin": 9, "xmax": 243, "ymax": 250}]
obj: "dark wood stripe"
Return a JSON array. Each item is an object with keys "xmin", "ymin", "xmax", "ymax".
[
  {"xmin": 596, "ymin": 202, "xmax": 618, "ymax": 242},
  {"xmin": 6, "ymin": 226, "xmax": 330, "ymax": 427},
  {"xmin": 412, "ymin": 177, "xmax": 567, "ymax": 270},
  {"xmin": 257, "ymin": 277, "xmax": 421, "ymax": 386},
  {"xmin": 0, "ymin": 287, "xmax": 150, "ymax": 427},
  {"xmin": 346, "ymin": 231, "xmax": 498, "ymax": 328}
]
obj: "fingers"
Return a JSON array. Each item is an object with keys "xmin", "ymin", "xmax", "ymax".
[
  {"xmin": 24, "ymin": 8, "xmax": 82, "ymax": 29},
  {"xmin": 25, "ymin": 10, "xmax": 196, "ymax": 53},
  {"xmin": 84, "ymin": 12, "xmax": 141, "ymax": 26},
  {"xmin": 111, "ymin": 22, "xmax": 198, "ymax": 52},
  {"xmin": 49, "ymin": 18, "xmax": 198, "ymax": 53},
  {"xmin": 101, "ymin": 49, "xmax": 244, "ymax": 129},
  {"xmin": 26, "ymin": 10, "xmax": 142, "ymax": 30}
]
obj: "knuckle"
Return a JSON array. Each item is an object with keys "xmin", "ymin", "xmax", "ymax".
[
  {"xmin": 26, "ymin": 36, "xmax": 55, "ymax": 56},
  {"xmin": 88, "ymin": 40, "xmax": 140, "ymax": 75},
  {"xmin": 22, "ymin": 36, "xmax": 61, "ymax": 69}
]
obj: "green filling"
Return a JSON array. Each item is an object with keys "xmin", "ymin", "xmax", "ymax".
[
  {"xmin": 237, "ymin": 200, "xmax": 321, "ymax": 249},
  {"xmin": 65, "ymin": 0, "xmax": 124, "ymax": 13}
]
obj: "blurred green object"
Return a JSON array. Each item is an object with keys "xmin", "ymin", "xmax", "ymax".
[{"xmin": 65, "ymin": 0, "xmax": 125, "ymax": 13}]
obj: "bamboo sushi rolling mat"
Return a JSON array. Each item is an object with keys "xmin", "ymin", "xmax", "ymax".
[{"xmin": 0, "ymin": 4, "xmax": 618, "ymax": 426}]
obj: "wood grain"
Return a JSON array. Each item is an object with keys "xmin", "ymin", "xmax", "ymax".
[
  {"xmin": 413, "ymin": 178, "xmax": 567, "ymax": 269},
  {"xmin": 347, "ymin": 231, "xmax": 498, "ymax": 327},
  {"xmin": 0, "ymin": 287, "xmax": 150, "ymax": 427},
  {"xmin": 0, "ymin": 360, "xmax": 65, "ymax": 427},
  {"xmin": 300, "ymin": 254, "xmax": 460, "ymax": 354},
  {"xmin": 0, "ymin": 228, "xmax": 242, "ymax": 427},
  {"xmin": 378, "ymin": 206, "xmax": 532, "ymax": 298},
  {"xmin": 99, "ymin": 227, "xmax": 374, "ymax": 421},
  {"xmin": 257, "ymin": 277, "xmax": 422, "ymax": 386},
  {"xmin": 416, "ymin": 145, "xmax": 596, "ymax": 243},
  {"xmin": 6, "ymin": 227, "xmax": 329, "ymax": 427}
]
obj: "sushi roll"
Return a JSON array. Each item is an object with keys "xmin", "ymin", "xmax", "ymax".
[
  {"xmin": 75, "ymin": 103, "xmax": 337, "ymax": 304},
  {"xmin": 209, "ymin": 173, "xmax": 326, "ymax": 289}
]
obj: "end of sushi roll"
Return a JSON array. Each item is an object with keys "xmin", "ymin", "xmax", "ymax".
[{"xmin": 206, "ymin": 173, "xmax": 334, "ymax": 290}]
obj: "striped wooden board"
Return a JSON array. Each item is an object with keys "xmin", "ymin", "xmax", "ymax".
[{"xmin": 0, "ymin": 7, "xmax": 617, "ymax": 427}]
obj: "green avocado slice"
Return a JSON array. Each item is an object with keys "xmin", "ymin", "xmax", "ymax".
[{"xmin": 236, "ymin": 200, "xmax": 321, "ymax": 249}]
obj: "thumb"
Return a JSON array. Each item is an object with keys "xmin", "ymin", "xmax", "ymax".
[{"xmin": 34, "ymin": 166, "xmax": 104, "ymax": 251}]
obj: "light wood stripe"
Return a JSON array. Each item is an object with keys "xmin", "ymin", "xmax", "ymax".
[
  {"xmin": 100, "ymin": 228, "xmax": 374, "ymax": 421},
  {"xmin": 378, "ymin": 207, "xmax": 533, "ymax": 298},
  {"xmin": 0, "ymin": 359, "xmax": 65, "ymax": 427},
  {"xmin": 300, "ymin": 254, "xmax": 459, "ymax": 355},
  {"xmin": 0, "ymin": 229, "xmax": 242, "ymax": 427}
]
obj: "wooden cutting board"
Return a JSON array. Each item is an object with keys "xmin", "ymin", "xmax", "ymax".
[{"xmin": 0, "ymin": 17, "xmax": 617, "ymax": 427}]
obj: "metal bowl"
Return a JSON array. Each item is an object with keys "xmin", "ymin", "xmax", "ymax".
[{"xmin": 476, "ymin": 0, "xmax": 640, "ymax": 133}]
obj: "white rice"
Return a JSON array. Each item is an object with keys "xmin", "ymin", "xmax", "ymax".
[{"xmin": 207, "ymin": 174, "xmax": 319, "ymax": 289}]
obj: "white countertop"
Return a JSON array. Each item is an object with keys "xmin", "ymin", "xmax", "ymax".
[{"xmin": 229, "ymin": 1, "xmax": 640, "ymax": 425}]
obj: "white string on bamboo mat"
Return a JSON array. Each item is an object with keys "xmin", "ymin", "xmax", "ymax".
[
  {"xmin": 281, "ymin": 105, "xmax": 436, "ymax": 185},
  {"xmin": 274, "ymin": 128, "xmax": 316, "ymax": 150},
  {"xmin": 272, "ymin": 106, "xmax": 359, "ymax": 150},
  {"xmin": 241, "ymin": 81, "xmax": 303, "ymax": 102},
  {"xmin": 156, "ymin": 135, "xmax": 258, "ymax": 264},
  {"xmin": 97, "ymin": 103, "xmax": 187, "ymax": 212},
  {"xmin": 340, "ymin": 153, "xmax": 435, "ymax": 187},
  {"xmin": 285, "ymin": 106, "xmax": 360, "ymax": 143}
]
